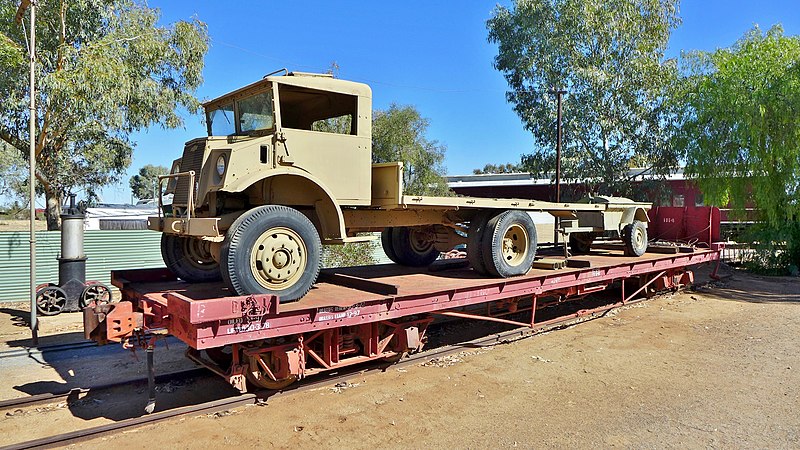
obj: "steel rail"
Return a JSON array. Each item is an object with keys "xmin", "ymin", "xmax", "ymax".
[{"xmin": 0, "ymin": 367, "xmax": 210, "ymax": 412}]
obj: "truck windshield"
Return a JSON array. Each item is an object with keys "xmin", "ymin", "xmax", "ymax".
[
  {"xmin": 238, "ymin": 91, "xmax": 275, "ymax": 134},
  {"xmin": 207, "ymin": 103, "xmax": 235, "ymax": 136},
  {"xmin": 206, "ymin": 90, "xmax": 276, "ymax": 136}
]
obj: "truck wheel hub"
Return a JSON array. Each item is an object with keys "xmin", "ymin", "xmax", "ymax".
[
  {"xmin": 501, "ymin": 224, "xmax": 528, "ymax": 266},
  {"xmin": 251, "ymin": 227, "xmax": 306, "ymax": 288}
]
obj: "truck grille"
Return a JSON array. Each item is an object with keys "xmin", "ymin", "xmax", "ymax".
[{"xmin": 173, "ymin": 140, "xmax": 205, "ymax": 209}]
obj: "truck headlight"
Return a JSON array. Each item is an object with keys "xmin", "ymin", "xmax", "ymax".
[{"xmin": 216, "ymin": 155, "xmax": 226, "ymax": 177}]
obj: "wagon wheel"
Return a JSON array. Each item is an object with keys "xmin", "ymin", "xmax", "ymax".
[
  {"xmin": 245, "ymin": 351, "xmax": 298, "ymax": 390},
  {"xmin": 36, "ymin": 286, "xmax": 67, "ymax": 316},
  {"xmin": 383, "ymin": 351, "xmax": 406, "ymax": 363},
  {"xmin": 80, "ymin": 282, "xmax": 112, "ymax": 308},
  {"xmin": 205, "ymin": 346, "xmax": 233, "ymax": 371}
]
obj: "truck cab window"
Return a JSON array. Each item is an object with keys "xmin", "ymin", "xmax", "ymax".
[
  {"xmin": 238, "ymin": 91, "xmax": 275, "ymax": 133},
  {"xmin": 278, "ymin": 85, "xmax": 357, "ymax": 135},
  {"xmin": 207, "ymin": 103, "xmax": 235, "ymax": 136}
]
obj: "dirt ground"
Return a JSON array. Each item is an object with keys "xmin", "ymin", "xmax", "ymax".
[{"xmin": 1, "ymin": 267, "xmax": 799, "ymax": 448}]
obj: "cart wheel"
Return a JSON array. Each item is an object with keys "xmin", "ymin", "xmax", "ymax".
[
  {"xmin": 569, "ymin": 232, "xmax": 596, "ymax": 255},
  {"xmin": 622, "ymin": 220, "xmax": 648, "ymax": 256},
  {"xmin": 380, "ymin": 227, "xmax": 401, "ymax": 264},
  {"xmin": 221, "ymin": 205, "xmax": 321, "ymax": 302},
  {"xmin": 161, "ymin": 234, "xmax": 221, "ymax": 283},
  {"xmin": 390, "ymin": 227, "xmax": 440, "ymax": 267},
  {"xmin": 481, "ymin": 210, "xmax": 537, "ymax": 277},
  {"xmin": 467, "ymin": 211, "xmax": 492, "ymax": 275},
  {"xmin": 245, "ymin": 351, "xmax": 298, "ymax": 390},
  {"xmin": 36, "ymin": 286, "xmax": 67, "ymax": 316},
  {"xmin": 80, "ymin": 282, "xmax": 112, "ymax": 308}
]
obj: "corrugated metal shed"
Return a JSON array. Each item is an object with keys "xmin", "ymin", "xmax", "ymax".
[{"xmin": 0, "ymin": 230, "xmax": 164, "ymax": 303}]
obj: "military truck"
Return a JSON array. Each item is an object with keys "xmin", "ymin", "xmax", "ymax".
[{"xmin": 150, "ymin": 71, "xmax": 651, "ymax": 302}]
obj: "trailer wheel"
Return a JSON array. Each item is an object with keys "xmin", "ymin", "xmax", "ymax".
[
  {"xmin": 622, "ymin": 220, "xmax": 648, "ymax": 257},
  {"xmin": 467, "ymin": 211, "xmax": 492, "ymax": 275},
  {"xmin": 481, "ymin": 210, "xmax": 537, "ymax": 277},
  {"xmin": 380, "ymin": 227, "xmax": 401, "ymax": 264},
  {"xmin": 569, "ymin": 232, "xmax": 596, "ymax": 255},
  {"xmin": 390, "ymin": 226, "xmax": 440, "ymax": 267},
  {"xmin": 221, "ymin": 205, "xmax": 321, "ymax": 302},
  {"xmin": 161, "ymin": 234, "xmax": 221, "ymax": 283}
]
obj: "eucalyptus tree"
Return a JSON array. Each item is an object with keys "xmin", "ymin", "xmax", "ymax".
[
  {"xmin": 372, "ymin": 104, "xmax": 450, "ymax": 196},
  {"xmin": 678, "ymin": 25, "xmax": 800, "ymax": 272},
  {"xmin": 487, "ymin": 0, "xmax": 681, "ymax": 199},
  {"xmin": 0, "ymin": 0, "xmax": 208, "ymax": 229},
  {"xmin": 129, "ymin": 164, "xmax": 169, "ymax": 201}
]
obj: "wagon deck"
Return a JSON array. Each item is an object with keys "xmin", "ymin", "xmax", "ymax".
[{"xmin": 98, "ymin": 248, "xmax": 720, "ymax": 349}]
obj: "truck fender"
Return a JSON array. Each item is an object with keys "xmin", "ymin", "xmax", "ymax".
[
  {"xmin": 619, "ymin": 207, "xmax": 650, "ymax": 230},
  {"xmin": 227, "ymin": 169, "xmax": 346, "ymax": 242}
]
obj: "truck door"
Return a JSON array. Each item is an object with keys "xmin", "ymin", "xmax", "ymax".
[{"xmin": 275, "ymin": 84, "xmax": 371, "ymax": 206}]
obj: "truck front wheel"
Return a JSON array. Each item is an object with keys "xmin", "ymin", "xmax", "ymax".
[
  {"xmin": 161, "ymin": 234, "xmax": 222, "ymax": 283},
  {"xmin": 220, "ymin": 205, "xmax": 321, "ymax": 302}
]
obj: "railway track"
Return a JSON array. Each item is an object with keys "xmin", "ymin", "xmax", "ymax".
[
  {"xmin": 0, "ymin": 367, "xmax": 210, "ymax": 412},
  {"xmin": 0, "ymin": 294, "xmax": 643, "ymax": 450}
]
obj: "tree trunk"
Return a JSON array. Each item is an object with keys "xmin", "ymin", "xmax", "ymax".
[{"xmin": 44, "ymin": 189, "xmax": 62, "ymax": 231}]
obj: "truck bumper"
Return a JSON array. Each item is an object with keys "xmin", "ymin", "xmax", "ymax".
[{"xmin": 147, "ymin": 216, "xmax": 224, "ymax": 239}]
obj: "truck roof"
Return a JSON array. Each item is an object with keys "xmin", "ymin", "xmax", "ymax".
[{"xmin": 202, "ymin": 71, "xmax": 372, "ymax": 107}]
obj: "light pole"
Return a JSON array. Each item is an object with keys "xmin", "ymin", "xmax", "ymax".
[
  {"xmin": 550, "ymin": 88, "xmax": 566, "ymax": 246},
  {"xmin": 16, "ymin": 0, "xmax": 37, "ymax": 345}
]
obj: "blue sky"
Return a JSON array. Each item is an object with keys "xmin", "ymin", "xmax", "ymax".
[{"xmin": 96, "ymin": 0, "xmax": 799, "ymax": 204}]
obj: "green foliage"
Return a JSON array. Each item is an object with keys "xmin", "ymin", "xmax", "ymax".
[
  {"xmin": 677, "ymin": 25, "xmax": 800, "ymax": 272},
  {"xmin": 129, "ymin": 164, "xmax": 168, "ymax": 200},
  {"xmin": 473, "ymin": 162, "xmax": 523, "ymax": 175},
  {"xmin": 487, "ymin": 0, "xmax": 682, "ymax": 197},
  {"xmin": 0, "ymin": 0, "xmax": 208, "ymax": 228},
  {"xmin": 372, "ymin": 104, "xmax": 450, "ymax": 196},
  {"xmin": 0, "ymin": 141, "xmax": 27, "ymax": 205},
  {"xmin": 321, "ymin": 241, "xmax": 377, "ymax": 268}
]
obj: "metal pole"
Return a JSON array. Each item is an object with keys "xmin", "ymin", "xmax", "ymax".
[
  {"xmin": 16, "ymin": 0, "xmax": 38, "ymax": 345},
  {"xmin": 28, "ymin": 2, "xmax": 37, "ymax": 345},
  {"xmin": 551, "ymin": 88, "xmax": 566, "ymax": 246}
]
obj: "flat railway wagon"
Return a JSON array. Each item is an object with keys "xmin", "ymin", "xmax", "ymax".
[{"xmin": 84, "ymin": 245, "xmax": 722, "ymax": 406}]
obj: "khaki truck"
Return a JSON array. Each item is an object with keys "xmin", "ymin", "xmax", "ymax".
[{"xmin": 150, "ymin": 71, "xmax": 651, "ymax": 301}]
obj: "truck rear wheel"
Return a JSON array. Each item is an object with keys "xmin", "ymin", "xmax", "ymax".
[
  {"xmin": 380, "ymin": 227, "xmax": 401, "ymax": 264},
  {"xmin": 481, "ymin": 210, "xmax": 537, "ymax": 277},
  {"xmin": 390, "ymin": 226, "xmax": 440, "ymax": 267},
  {"xmin": 467, "ymin": 211, "xmax": 492, "ymax": 275},
  {"xmin": 161, "ymin": 234, "xmax": 221, "ymax": 283},
  {"xmin": 221, "ymin": 205, "xmax": 321, "ymax": 302},
  {"xmin": 622, "ymin": 220, "xmax": 648, "ymax": 256}
]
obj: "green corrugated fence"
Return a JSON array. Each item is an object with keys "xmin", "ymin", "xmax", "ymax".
[{"xmin": 0, "ymin": 230, "xmax": 164, "ymax": 303}]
